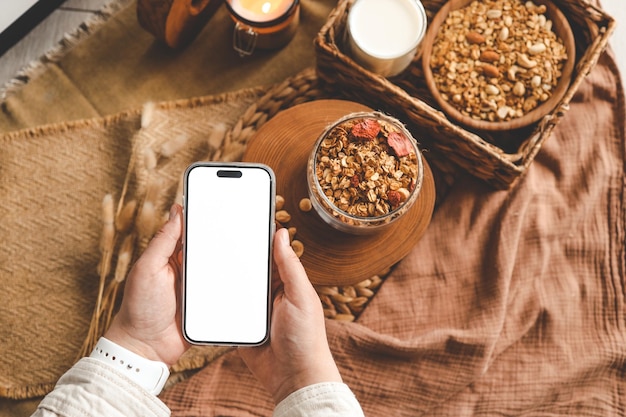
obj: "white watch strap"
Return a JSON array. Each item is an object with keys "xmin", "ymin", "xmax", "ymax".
[{"xmin": 90, "ymin": 337, "xmax": 170, "ymax": 396}]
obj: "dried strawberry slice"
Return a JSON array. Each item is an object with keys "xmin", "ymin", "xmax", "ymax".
[
  {"xmin": 350, "ymin": 119, "xmax": 380, "ymax": 141},
  {"xmin": 387, "ymin": 190, "xmax": 402, "ymax": 208},
  {"xmin": 387, "ymin": 131, "xmax": 413, "ymax": 157}
]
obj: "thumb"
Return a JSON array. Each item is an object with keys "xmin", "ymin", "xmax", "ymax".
[
  {"xmin": 141, "ymin": 204, "xmax": 182, "ymax": 264},
  {"xmin": 273, "ymin": 228, "xmax": 314, "ymax": 299}
]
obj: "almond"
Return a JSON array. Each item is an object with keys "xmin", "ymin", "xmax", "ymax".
[
  {"xmin": 465, "ymin": 32, "xmax": 485, "ymax": 44},
  {"xmin": 298, "ymin": 198, "xmax": 312, "ymax": 212},
  {"xmin": 479, "ymin": 50, "xmax": 500, "ymax": 63},
  {"xmin": 275, "ymin": 209, "xmax": 291, "ymax": 223},
  {"xmin": 482, "ymin": 64, "xmax": 500, "ymax": 78},
  {"xmin": 291, "ymin": 240, "xmax": 304, "ymax": 257}
]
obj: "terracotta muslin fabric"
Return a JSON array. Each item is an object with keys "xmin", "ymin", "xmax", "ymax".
[{"xmin": 160, "ymin": 53, "xmax": 626, "ymax": 416}]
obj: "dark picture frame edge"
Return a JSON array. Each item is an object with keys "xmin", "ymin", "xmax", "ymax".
[{"xmin": 0, "ymin": 0, "xmax": 68, "ymax": 57}]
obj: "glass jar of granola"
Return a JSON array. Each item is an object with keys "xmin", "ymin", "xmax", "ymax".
[{"xmin": 307, "ymin": 112, "xmax": 424, "ymax": 235}]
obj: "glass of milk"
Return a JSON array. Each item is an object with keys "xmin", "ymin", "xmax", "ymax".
[{"xmin": 346, "ymin": 0, "xmax": 427, "ymax": 77}]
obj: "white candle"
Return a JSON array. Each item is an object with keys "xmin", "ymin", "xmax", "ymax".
[
  {"xmin": 347, "ymin": 0, "xmax": 427, "ymax": 76},
  {"xmin": 226, "ymin": 0, "xmax": 300, "ymax": 55},
  {"xmin": 228, "ymin": 0, "xmax": 295, "ymax": 23}
]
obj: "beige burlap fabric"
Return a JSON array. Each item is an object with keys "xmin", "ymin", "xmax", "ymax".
[
  {"xmin": 0, "ymin": 87, "xmax": 266, "ymax": 401},
  {"xmin": 0, "ymin": 113, "xmax": 134, "ymax": 399},
  {"xmin": 0, "ymin": 67, "xmax": 338, "ymax": 409}
]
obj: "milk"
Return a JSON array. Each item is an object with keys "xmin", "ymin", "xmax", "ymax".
[{"xmin": 347, "ymin": 0, "xmax": 427, "ymax": 76}]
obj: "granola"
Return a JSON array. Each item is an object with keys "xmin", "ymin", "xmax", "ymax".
[{"xmin": 313, "ymin": 115, "xmax": 418, "ymax": 218}]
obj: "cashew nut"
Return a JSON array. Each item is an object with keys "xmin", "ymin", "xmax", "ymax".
[
  {"xmin": 517, "ymin": 53, "xmax": 538, "ymax": 69},
  {"xmin": 528, "ymin": 42, "xmax": 547, "ymax": 55}
]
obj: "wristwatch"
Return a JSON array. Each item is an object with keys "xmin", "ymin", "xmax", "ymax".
[{"xmin": 90, "ymin": 337, "xmax": 170, "ymax": 395}]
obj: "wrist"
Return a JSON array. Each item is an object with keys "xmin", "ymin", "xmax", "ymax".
[
  {"xmin": 274, "ymin": 364, "xmax": 343, "ymax": 404},
  {"xmin": 90, "ymin": 337, "xmax": 170, "ymax": 395},
  {"xmin": 104, "ymin": 325, "xmax": 165, "ymax": 365}
]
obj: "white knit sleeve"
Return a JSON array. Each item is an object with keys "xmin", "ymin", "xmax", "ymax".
[
  {"xmin": 273, "ymin": 382, "xmax": 365, "ymax": 417},
  {"xmin": 32, "ymin": 358, "xmax": 170, "ymax": 417}
]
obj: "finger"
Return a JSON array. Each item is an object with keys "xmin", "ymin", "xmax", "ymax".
[
  {"xmin": 273, "ymin": 228, "xmax": 314, "ymax": 299},
  {"xmin": 270, "ymin": 272, "xmax": 284, "ymax": 296},
  {"xmin": 142, "ymin": 204, "xmax": 183, "ymax": 266}
]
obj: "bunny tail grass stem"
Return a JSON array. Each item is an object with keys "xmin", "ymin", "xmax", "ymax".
[{"xmin": 76, "ymin": 194, "xmax": 117, "ymax": 360}]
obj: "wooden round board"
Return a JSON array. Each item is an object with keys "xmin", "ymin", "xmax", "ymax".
[{"xmin": 243, "ymin": 99, "xmax": 436, "ymax": 286}]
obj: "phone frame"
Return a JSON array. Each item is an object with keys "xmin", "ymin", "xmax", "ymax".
[{"xmin": 181, "ymin": 161, "xmax": 276, "ymax": 346}]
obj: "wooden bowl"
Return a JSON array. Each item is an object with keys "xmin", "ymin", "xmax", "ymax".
[{"xmin": 421, "ymin": 0, "xmax": 576, "ymax": 132}]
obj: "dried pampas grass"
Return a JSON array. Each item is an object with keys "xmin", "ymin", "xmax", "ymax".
[
  {"xmin": 115, "ymin": 200, "xmax": 137, "ymax": 233},
  {"xmin": 141, "ymin": 101, "xmax": 155, "ymax": 129},
  {"xmin": 160, "ymin": 134, "xmax": 189, "ymax": 158},
  {"xmin": 79, "ymin": 194, "xmax": 119, "ymax": 358}
]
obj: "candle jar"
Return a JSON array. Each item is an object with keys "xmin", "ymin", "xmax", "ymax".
[
  {"xmin": 346, "ymin": 0, "xmax": 427, "ymax": 77},
  {"xmin": 226, "ymin": 0, "xmax": 300, "ymax": 56}
]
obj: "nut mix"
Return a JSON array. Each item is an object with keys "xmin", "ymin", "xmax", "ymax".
[
  {"xmin": 274, "ymin": 194, "xmax": 305, "ymax": 257},
  {"xmin": 429, "ymin": 0, "xmax": 569, "ymax": 122},
  {"xmin": 313, "ymin": 114, "xmax": 419, "ymax": 220}
]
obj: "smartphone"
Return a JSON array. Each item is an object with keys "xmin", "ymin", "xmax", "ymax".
[{"xmin": 181, "ymin": 162, "xmax": 275, "ymax": 346}]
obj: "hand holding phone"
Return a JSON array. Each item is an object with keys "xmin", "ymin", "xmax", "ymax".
[
  {"xmin": 238, "ymin": 228, "xmax": 344, "ymax": 404},
  {"xmin": 182, "ymin": 162, "xmax": 275, "ymax": 346}
]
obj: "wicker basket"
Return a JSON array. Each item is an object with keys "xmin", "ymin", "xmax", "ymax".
[{"xmin": 314, "ymin": 0, "xmax": 616, "ymax": 189}]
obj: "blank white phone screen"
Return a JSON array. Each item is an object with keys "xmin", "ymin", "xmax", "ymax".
[{"xmin": 183, "ymin": 164, "xmax": 273, "ymax": 345}]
